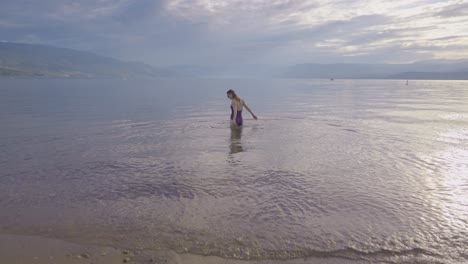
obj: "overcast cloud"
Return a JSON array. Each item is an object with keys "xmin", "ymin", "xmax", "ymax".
[{"xmin": 1, "ymin": 0, "xmax": 467, "ymax": 66}]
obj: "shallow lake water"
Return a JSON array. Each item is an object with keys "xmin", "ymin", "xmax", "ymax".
[{"xmin": 0, "ymin": 78, "xmax": 467, "ymax": 263}]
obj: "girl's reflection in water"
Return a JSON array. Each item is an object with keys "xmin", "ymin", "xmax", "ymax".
[{"xmin": 229, "ymin": 126, "xmax": 243, "ymax": 154}]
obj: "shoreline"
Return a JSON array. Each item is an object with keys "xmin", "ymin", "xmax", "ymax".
[{"xmin": 0, "ymin": 233, "xmax": 365, "ymax": 264}]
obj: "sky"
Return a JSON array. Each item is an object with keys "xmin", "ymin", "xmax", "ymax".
[{"xmin": 1, "ymin": 0, "xmax": 468, "ymax": 66}]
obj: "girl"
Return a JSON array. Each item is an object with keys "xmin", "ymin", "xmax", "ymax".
[{"xmin": 226, "ymin": 89, "xmax": 257, "ymax": 127}]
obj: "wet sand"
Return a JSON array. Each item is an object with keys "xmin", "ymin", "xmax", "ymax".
[
  {"xmin": 0, "ymin": 233, "xmax": 133, "ymax": 264},
  {"xmin": 0, "ymin": 233, "xmax": 365, "ymax": 264}
]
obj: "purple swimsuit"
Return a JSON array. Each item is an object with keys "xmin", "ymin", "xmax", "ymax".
[{"xmin": 230, "ymin": 105, "xmax": 243, "ymax": 126}]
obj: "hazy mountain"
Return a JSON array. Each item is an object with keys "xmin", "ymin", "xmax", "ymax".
[
  {"xmin": 167, "ymin": 64, "xmax": 286, "ymax": 78},
  {"xmin": 281, "ymin": 63, "xmax": 403, "ymax": 79},
  {"xmin": 2, "ymin": 42, "xmax": 467, "ymax": 80},
  {"xmin": 167, "ymin": 60, "xmax": 468, "ymax": 80},
  {"xmin": 0, "ymin": 42, "xmax": 176, "ymax": 78},
  {"xmin": 281, "ymin": 60, "xmax": 468, "ymax": 80}
]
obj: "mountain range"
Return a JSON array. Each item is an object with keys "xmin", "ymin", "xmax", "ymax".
[
  {"xmin": 281, "ymin": 60, "xmax": 468, "ymax": 80},
  {"xmin": 0, "ymin": 42, "xmax": 175, "ymax": 78},
  {"xmin": 1, "ymin": 42, "xmax": 468, "ymax": 80}
]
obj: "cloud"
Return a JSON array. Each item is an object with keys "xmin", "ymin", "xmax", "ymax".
[
  {"xmin": 1, "ymin": 0, "xmax": 468, "ymax": 65},
  {"xmin": 436, "ymin": 2, "xmax": 468, "ymax": 17}
]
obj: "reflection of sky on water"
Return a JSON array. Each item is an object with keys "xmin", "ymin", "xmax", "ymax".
[{"xmin": 437, "ymin": 130, "xmax": 468, "ymax": 220}]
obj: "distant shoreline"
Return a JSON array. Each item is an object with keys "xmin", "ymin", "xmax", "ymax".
[{"xmin": 1, "ymin": 76, "xmax": 468, "ymax": 81}]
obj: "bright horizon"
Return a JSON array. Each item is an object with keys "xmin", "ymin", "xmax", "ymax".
[{"xmin": 1, "ymin": 0, "xmax": 468, "ymax": 66}]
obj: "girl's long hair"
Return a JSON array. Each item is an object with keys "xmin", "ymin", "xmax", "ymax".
[{"xmin": 227, "ymin": 89, "xmax": 241, "ymax": 102}]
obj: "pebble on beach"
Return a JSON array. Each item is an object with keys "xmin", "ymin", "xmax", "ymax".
[{"xmin": 123, "ymin": 256, "xmax": 131, "ymax": 263}]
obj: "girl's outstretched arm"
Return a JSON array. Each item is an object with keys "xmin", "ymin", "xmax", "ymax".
[{"xmin": 243, "ymin": 101, "xmax": 257, "ymax": 120}]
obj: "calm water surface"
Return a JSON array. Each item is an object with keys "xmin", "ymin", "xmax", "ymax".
[{"xmin": 0, "ymin": 78, "xmax": 467, "ymax": 263}]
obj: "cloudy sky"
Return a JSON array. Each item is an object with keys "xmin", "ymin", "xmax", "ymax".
[{"xmin": 1, "ymin": 0, "xmax": 467, "ymax": 66}]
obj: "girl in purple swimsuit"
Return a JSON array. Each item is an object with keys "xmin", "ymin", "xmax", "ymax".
[{"xmin": 226, "ymin": 89, "xmax": 257, "ymax": 127}]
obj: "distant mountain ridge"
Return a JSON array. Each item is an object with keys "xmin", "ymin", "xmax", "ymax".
[
  {"xmin": 167, "ymin": 61, "xmax": 468, "ymax": 80},
  {"xmin": 1, "ymin": 42, "xmax": 468, "ymax": 80},
  {"xmin": 0, "ymin": 42, "xmax": 175, "ymax": 78},
  {"xmin": 281, "ymin": 62, "xmax": 468, "ymax": 80}
]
